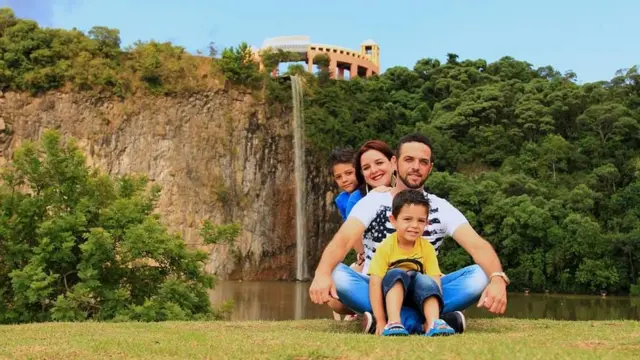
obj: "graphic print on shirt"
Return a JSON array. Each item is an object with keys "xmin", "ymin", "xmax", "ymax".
[
  {"xmin": 362, "ymin": 202, "xmax": 446, "ymax": 262},
  {"xmin": 425, "ymin": 205, "xmax": 446, "ymax": 250},
  {"xmin": 362, "ymin": 205, "xmax": 394, "ymax": 262},
  {"xmin": 389, "ymin": 256, "xmax": 425, "ymax": 274},
  {"xmin": 352, "ymin": 191, "xmax": 468, "ymax": 275}
]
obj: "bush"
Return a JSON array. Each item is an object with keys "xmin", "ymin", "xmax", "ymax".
[
  {"xmin": 218, "ymin": 42, "xmax": 262, "ymax": 87},
  {"xmin": 0, "ymin": 130, "xmax": 238, "ymax": 323}
]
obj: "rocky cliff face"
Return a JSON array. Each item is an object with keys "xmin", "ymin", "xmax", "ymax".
[{"xmin": 0, "ymin": 89, "xmax": 340, "ymax": 280}]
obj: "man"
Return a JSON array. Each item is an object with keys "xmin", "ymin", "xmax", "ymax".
[{"xmin": 309, "ymin": 133, "xmax": 509, "ymax": 334}]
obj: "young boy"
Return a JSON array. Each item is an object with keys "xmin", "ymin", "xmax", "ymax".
[
  {"xmin": 328, "ymin": 148, "xmax": 358, "ymax": 221},
  {"xmin": 328, "ymin": 148, "xmax": 362, "ymax": 320},
  {"xmin": 367, "ymin": 189, "xmax": 456, "ymax": 337}
]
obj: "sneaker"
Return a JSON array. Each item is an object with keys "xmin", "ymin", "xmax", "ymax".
[
  {"xmin": 441, "ymin": 311, "xmax": 466, "ymax": 334},
  {"xmin": 343, "ymin": 314, "xmax": 359, "ymax": 321},
  {"xmin": 361, "ymin": 311, "xmax": 375, "ymax": 334},
  {"xmin": 424, "ymin": 319, "xmax": 455, "ymax": 337},
  {"xmin": 382, "ymin": 322, "xmax": 409, "ymax": 336}
]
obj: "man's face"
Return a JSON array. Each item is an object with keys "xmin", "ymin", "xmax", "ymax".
[
  {"xmin": 396, "ymin": 142, "xmax": 433, "ymax": 190},
  {"xmin": 332, "ymin": 163, "xmax": 357, "ymax": 193}
]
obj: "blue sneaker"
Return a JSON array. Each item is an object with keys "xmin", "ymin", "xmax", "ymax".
[
  {"xmin": 382, "ymin": 322, "xmax": 409, "ymax": 336},
  {"xmin": 424, "ymin": 319, "xmax": 456, "ymax": 337}
]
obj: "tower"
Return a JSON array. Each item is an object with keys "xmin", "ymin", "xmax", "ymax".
[{"xmin": 360, "ymin": 39, "xmax": 379, "ymax": 67}]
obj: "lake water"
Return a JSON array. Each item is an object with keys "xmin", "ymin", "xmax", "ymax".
[{"xmin": 209, "ymin": 281, "xmax": 640, "ymax": 322}]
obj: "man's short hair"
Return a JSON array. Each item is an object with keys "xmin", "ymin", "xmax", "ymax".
[
  {"xmin": 396, "ymin": 133, "xmax": 434, "ymax": 162},
  {"xmin": 328, "ymin": 147, "xmax": 356, "ymax": 173},
  {"xmin": 391, "ymin": 189, "xmax": 430, "ymax": 218}
]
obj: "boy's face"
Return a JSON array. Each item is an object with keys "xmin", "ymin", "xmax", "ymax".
[
  {"xmin": 390, "ymin": 204, "xmax": 429, "ymax": 242},
  {"xmin": 332, "ymin": 163, "xmax": 357, "ymax": 193}
]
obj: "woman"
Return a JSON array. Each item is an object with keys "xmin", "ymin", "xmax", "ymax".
[
  {"xmin": 345, "ymin": 139, "xmax": 396, "ymax": 217},
  {"xmin": 330, "ymin": 139, "xmax": 395, "ymax": 321}
]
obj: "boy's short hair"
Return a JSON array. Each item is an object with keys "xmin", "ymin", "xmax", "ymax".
[
  {"xmin": 392, "ymin": 190, "xmax": 430, "ymax": 218},
  {"xmin": 328, "ymin": 147, "xmax": 356, "ymax": 174}
]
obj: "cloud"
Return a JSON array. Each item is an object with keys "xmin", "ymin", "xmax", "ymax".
[{"xmin": 0, "ymin": 0, "xmax": 79, "ymax": 27}]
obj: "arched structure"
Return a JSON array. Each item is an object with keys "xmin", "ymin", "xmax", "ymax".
[{"xmin": 258, "ymin": 36, "xmax": 380, "ymax": 79}]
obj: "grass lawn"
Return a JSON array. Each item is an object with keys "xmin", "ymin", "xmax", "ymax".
[{"xmin": 0, "ymin": 318, "xmax": 638, "ymax": 359}]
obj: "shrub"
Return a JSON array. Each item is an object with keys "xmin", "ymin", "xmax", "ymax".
[{"xmin": 0, "ymin": 130, "xmax": 237, "ymax": 323}]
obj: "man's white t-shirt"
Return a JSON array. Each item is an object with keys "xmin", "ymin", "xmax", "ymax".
[{"xmin": 348, "ymin": 190, "xmax": 469, "ymax": 275}]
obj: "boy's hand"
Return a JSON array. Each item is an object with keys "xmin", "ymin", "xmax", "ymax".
[{"xmin": 375, "ymin": 321, "xmax": 387, "ymax": 336}]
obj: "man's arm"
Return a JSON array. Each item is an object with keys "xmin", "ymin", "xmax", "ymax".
[
  {"xmin": 309, "ymin": 217, "xmax": 365, "ymax": 304},
  {"xmin": 452, "ymin": 223, "xmax": 507, "ymax": 314},
  {"xmin": 452, "ymin": 223, "xmax": 503, "ymax": 274},
  {"xmin": 315, "ymin": 217, "xmax": 365, "ymax": 276}
]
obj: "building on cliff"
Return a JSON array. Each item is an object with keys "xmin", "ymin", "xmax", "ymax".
[{"xmin": 255, "ymin": 35, "xmax": 380, "ymax": 79}]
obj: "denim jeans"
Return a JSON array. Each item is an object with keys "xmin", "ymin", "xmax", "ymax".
[
  {"xmin": 381, "ymin": 269, "xmax": 444, "ymax": 317},
  {"xmin": 332, "ymin": 263, "xmax": 489, "ymax": 334}
]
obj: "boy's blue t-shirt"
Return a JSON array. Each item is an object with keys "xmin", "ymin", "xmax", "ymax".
[
  {"xmin": 334, "ymin": 191, "xmax": 351, "ymax": 221},
  {"xmin": 345, "ymin": 189, "xmax": 363, "ymax": 219}
]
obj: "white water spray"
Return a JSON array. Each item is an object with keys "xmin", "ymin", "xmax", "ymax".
[{"xmin": 292, "ymin": 75, "xmax": 308, "ymax": 281}]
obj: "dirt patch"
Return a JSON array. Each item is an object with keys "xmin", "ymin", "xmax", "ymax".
[{"xmin": 573, "ymin": 340, "xmax": 608, "ymax": 349}]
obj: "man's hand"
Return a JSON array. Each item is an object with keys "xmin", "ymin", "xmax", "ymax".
[
  {"xmin": 477, "ymin": 277, "xmax": 507, "ymax": 314},
  {"xmin": 309, "ymin": 273, "xmax": 338, "ymax": 305}
]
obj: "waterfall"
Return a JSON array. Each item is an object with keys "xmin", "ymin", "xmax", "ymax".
[{"xmin": 291, "ymin": 75, "xmax": 308, "ymax": 281}]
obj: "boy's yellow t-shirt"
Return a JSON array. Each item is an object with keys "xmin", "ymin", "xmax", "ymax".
[{"xmin": 367, "ymin": 233, "xmax": 443, "ymax": 278}]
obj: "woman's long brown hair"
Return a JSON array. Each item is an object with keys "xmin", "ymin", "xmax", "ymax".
[{"xmin": 354, "ymin": 139, "xmax": 395, "ymax": 195}]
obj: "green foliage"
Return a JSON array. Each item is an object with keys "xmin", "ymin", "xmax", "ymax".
[
  {"xmin": 0, "ymin": 130, "xmax": 237, "ymax": 323},
  {"xmin": 2, "ymin": 10, "xmax": 639, "ymax": 296},
  {"xmin": 261, "ymin": 48, "xmax": 302, "ymax": 72},
  {"xmin": 285, "ymin": 64, "xmax": 307, "ymax": 76},
  {"xmin": 302, "ymin": 52, "xmax": 640, "ymax": 295},
  {"xmin": 201, "ymin": 221, "xmax": 241, "ymax": 245},
  {"xmin": 313, "ymin": 54, "xmax": 330, "ymax": 69},
  {"xmin": 217, "ymin": 42, "xmax": 262, "ymax": 87},
  {"xmin": 0, "ymin": 9, "xmax": 232, "ymax": 96}
]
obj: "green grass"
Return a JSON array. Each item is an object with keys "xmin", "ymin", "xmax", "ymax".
[{"xmin": 0, "ymin": 318, "xmax": 638, "ymax": 359}]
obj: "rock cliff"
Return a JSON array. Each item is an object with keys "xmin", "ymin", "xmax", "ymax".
[{"xmin": 0, "ymin": 89, "xmax": 340, "ymax": 280}]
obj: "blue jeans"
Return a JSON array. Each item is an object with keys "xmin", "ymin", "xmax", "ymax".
[
  {"xmin": 332, "ymin": 263, "xmax": 488, "ymax": 334},
  {"xmin": 382, "ymin": 269, "xmax": 444, "ymax": 317}
]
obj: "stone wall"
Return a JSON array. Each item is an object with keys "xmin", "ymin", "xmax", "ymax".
[{"xmin": 0, "ymin": 89, "xmax": 340, "ymax": 280}]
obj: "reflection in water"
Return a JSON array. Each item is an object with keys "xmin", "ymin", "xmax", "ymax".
[
  {"xmin": 209, "ymin": 281, "xmax": 333, "ymax": 321},
  {"xmin": 210, "ymin": 281, "xmax": 640, "ymax": 322}
]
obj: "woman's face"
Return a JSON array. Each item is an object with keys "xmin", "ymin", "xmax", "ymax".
[{"xmin": 360, "ymin": 149, "xmax": 393, "ymax": 188}]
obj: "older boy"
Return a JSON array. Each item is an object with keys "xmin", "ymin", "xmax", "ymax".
[
  {"xmin": 328, "ymin": 148, "xmax": 358, "ymax": 221},
  {"xmin": 328, "ymin": 148, "xmax": 362, "ymax": 320}
]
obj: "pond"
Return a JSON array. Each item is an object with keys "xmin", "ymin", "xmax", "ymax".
[{"xmin": 209, "ymin": 281, "xmax": 640, "ymax": 322}]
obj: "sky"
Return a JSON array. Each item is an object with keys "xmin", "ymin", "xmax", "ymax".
[{"xmin": 2, "ymin": 0, "xmax": 638, "ymax": 83}]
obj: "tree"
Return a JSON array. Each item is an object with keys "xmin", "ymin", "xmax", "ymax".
[
  {"xmin": 218, "ymin": 42, "xmax": 262, "ymax": 87},
  {"xmin": 539, "ymin": 134, "xmax": 571, "ymax": 181},
  {"xmin": 0, "ymin": 130, "xmax": 238, "ymax": 323},
  {"xmin": 446, "ymin": 53, "xmax": 459, "ymax": 65},
  {"xmin": 87, "ymin": 26, "xmax": 121, "ymax": 58}
]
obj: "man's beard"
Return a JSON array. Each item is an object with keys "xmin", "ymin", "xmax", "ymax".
[{"xmin": 398, "ymin": 172, "xmax": 427, "ymax": 190}]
